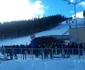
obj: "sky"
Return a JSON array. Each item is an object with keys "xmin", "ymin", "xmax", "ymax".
[{"xmin": 0, "ymin": 0, "xmax": 85, "ymax": 22}]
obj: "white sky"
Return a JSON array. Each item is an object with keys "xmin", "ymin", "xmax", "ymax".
[
  {"xmin": 0, "ymin": 0, "xmax": 45, "ymax": 22},
  {"xmin": 72, "ymin": 11, "xmax": 84, "ymax": 18}
]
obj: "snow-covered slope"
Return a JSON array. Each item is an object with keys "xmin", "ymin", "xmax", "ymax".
[
  {"xmin": 0, "ymin": 24, "xmax": 69, "ymax": 46},
  {"xmin": 0, "ymin": 18, "xmax": 84, "ymax": 46}
]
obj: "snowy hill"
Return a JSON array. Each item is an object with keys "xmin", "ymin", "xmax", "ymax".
[{"xmin": 0, "ymin": 18, "xmax": 84, "ymax": 46}]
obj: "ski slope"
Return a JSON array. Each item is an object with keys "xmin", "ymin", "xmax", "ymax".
[{"xmin": 0, "ymin": 18, "xmax": 84, "ymax": 46}]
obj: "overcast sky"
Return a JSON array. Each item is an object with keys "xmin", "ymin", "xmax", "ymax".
[{"xmin": 0, "ymin": 0, "xmax": 85, "ymax": 22}]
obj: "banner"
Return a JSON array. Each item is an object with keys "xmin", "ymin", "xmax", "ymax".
[{"xmin": 30, "ymin": 34, "xmax": 36, "ymax": 40}]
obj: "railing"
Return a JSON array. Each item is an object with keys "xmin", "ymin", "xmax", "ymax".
[{"xmin": 0, "ymin": 48, "xmax": 85, "ymax": 60}]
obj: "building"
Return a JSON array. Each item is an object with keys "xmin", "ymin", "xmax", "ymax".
[{"xmin": 69, "ymin": 26, "xmax": 85, "ymax": 43}]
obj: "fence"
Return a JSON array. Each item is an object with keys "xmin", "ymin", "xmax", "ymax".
[{"xmin": 0, "ymin": 48, "xmax": 85, "ymax": 60}]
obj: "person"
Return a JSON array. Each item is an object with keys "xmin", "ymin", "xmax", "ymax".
[
  {"xmin": 49, "ymin": 45, "xmax": 53, "ymax": 59},
  {"xmin": 30, "ymin": 39, "xmax": 36, "ymax": 48},
  {"xmin": 13, "ymin": 45, "xmax": 18, "ymax": 59},
  {"xmin": 29, "ymin": 39, "xmax": 36, "ymax": 59},
  {"xmin": 67, "ymin": 43, "xmax": 70, "ymax": 57},
  {"xmin": 61, "ymin": 44, "xmax": 65, "ymax": 58},
  {"xmin": 9, "ymin": 46, "xmax": 13, "ymax": 60},
  {"xmin": 1, "ymin": 45, "xmax": 7, "ymax": 59},
  {"xmin": 55, "ymin": 46, "xmax": 58, "ymax": 54},
  {"xmin": 23, "ymin": 45, "xmax": 28, "ymax": 60},
  {"xmin": 21, "ymin": 45, "xmax": 27, "ymax": 60},
  {"xmin": 44, "ymin": 46, "xmax": 48, "ymax": 59}
]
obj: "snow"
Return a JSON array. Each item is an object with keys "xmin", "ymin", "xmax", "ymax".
[
  {"xmin": 0, "ymin": 58, "xmax": 85, "ymax": 70},
  {"xmin": 0, "ymin": 18, "xmax": 85, "ymax": 70},
  {"xmin": 0, "ymin": 23, "xmax": 69, "ymax": 46},
  {"xmin": 0, "ymin": 18, "xmax": 84, "ymax": 46}
]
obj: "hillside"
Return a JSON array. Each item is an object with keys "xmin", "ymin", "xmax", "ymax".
[
  {"xmin": 0, "ymin": 15, "xmax": 68, "ymax": 39},
  {"xmin": 0, "ymin": 18, "xmax": 84, "ymax": 46}
]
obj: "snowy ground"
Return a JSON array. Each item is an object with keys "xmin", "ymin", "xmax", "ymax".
[
  {"xmin": 0, "ymin": 57, "xmax": 85, "ymax": 70},
  {"xmin": 0, "ymin": 49, "xmax": 85, "ymax": 70},
  {"xmin": 0, "ymin": 50, "xmax": 85, "ymax": 70}
]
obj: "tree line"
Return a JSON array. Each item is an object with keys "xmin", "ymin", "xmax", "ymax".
[{"xmin": 0, "ymin": 14, "xmax": 68, "ymax": 39}]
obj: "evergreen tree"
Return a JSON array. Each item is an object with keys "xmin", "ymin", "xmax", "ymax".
[{"xmin": 0, "ymin": 14, "xmax": 68, "ymax": 39}]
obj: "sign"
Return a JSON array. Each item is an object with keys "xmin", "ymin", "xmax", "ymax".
[
  {"xmin": 30, "ymin": 34, "xmax": 36, "ymax": 48},
  {"xmin": 70, "ymin": 36, "xmax": 75, "ymax": 42},
  {"xmin": 30, "ymin": 40, "xmax": 36, "ymax": 48},
  {"xmin": 30, "ymin": 34, "xmax": 36, "ymax": 40}
]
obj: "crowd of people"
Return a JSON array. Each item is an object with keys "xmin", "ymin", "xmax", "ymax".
[{"xmin": 0, "ymin": 41, "xmax": 85, "ymax": 60}]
